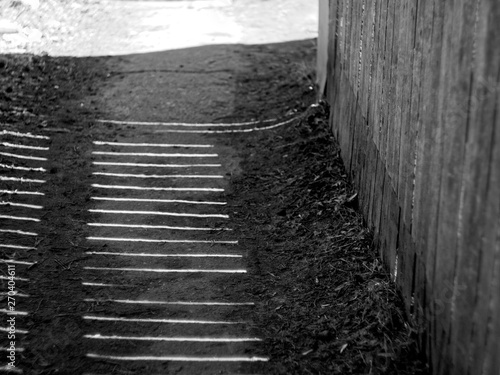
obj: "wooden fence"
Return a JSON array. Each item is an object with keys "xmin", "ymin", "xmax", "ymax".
[{"xmin": 319, "ymin": 1, "xmax": 500, "ymax": 374}]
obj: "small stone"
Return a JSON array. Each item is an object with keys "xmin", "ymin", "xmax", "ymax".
[
  {"xmin": 2, "ymin": 32, "xmax": 27, "ymax": 46},
  {"xmin": 19, "ymin": 0, "xmax": 40, "ymax": 9},
  {"xmin": 0, "ymin": 19, "xmax": 20, "ymax": 34},
  {"xmin": 26, "ymin": 28, "xmax": 43, "ymax": 43}
]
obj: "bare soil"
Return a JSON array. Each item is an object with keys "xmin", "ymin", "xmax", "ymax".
[
  {"xmin": 1, "ymin": 1, "xmax": 428, "ymax": 374},
  {"xmin": 223, "ymin": 104, "xmax": 428, "ymax": 374}
]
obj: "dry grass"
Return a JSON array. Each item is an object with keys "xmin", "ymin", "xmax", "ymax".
[{"xmin": 228, "ymin": 103, "xmax": 428, "ymax": 374}]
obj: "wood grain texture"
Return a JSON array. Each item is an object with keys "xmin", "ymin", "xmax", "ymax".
[{"xmin": 319, "ymin": 0, "xmax": 500, "ymax": 373}]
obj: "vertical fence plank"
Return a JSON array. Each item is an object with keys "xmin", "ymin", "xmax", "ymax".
[
  {"xmin": 476, "ymin": 14, "xmax": 500, "ymax": 368},
  {"xmin": 371, "ymin": 0, "xmax": 384, "ymax": 151},
  {"xmin": 389, "ymin": 0, "xmax": 403, "ymax": 195},
  {"xmin": 359, "ymin": 0, "xmax": 374, "ymax": 120},
  {"xmin": 449, "ymin": 0, "xmax": 500, "ymax": 373},
  {"xmin": 472, "ymin": 98, "xmax": 500, "ymax": 374},
  {"xmin": 397, "ymin": 0, "xmax": 421, "ymax": 317},
  {"xmin": 411, "ymin": 2, "xmax": 445, "ymax": 367},
  {"xmin": 396, "ymin": 0, "xmax": 416, "ymax": 219},
  {"xmin": 350, "ymin": 0, "xmax": 361, "ymax": 96},
  {"xmin": 394, "ymin": 0, "xmax": 416, "ymax": 302},
  {"xmin": 357, "ymin": 0, "xmax": 373, "ymax": 211},
  {"xmin": 317, "ymin": 0, "xmax": 330, "ymax": 97},
  {"xmin": 434, "ymin": 1, "xmax": 478, "ymax": 372},
  {"xmin": 482, "ymin": 221, "xmax": 500, "ymax": 374},
  {"xmin": 383, "ymin": 0, "xmax": 395, "ymax": 174}
]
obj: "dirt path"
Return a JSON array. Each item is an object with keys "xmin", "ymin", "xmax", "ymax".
[
  {"xmin": 66, "ymin": 46, "xmax": 279, "ymax": 374},
  {"xmin": 2, "ymin": 1, "xmax": 318, "ymax": 374},
  {"xmin": 2, "ymin": 1, "xmax": 427, "ymax": 374}
]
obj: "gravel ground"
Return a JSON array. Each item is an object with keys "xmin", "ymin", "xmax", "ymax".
[{"xmin": 1, "ymin": 0, "xmax": 114, "ymax": 55}]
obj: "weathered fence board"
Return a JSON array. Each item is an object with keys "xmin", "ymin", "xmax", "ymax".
[{"xmin": 321, "ymin": 0, "xmax": 500, "ymax": 373}]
